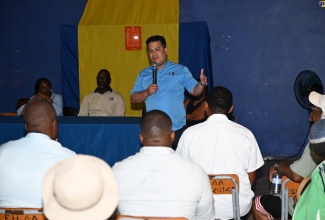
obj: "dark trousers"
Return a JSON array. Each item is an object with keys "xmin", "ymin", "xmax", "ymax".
[{"xmin": 172, "ymin": 125, "xmax": 187, "ymax": 150}]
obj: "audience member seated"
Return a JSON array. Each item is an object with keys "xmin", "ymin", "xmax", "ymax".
[
  {"xmin": 184, "ymin": 80, "xmax": 207, "ymax": 127},
  {"xmin": 79, "ymin": 69, "xmax": 125, "ymax": 116},
  {"xmin": 17, "ymin": 78, "xmax": 63, "ymax": 116},
  {"xmin": 0, "ymin": 99, "xmax": 76, "ymax": 208},
  {"xmin": 42, "ymin": 155, "xmax": 118, "ymax": 220},
  {"xmin": 252, "ymin": 91, "xmax": 325, "ymax": 220},
  {"xmin": 293, "ymin": 118, "xmax": 325, "ymax": 220},
  {"xmin": 112, "ymin": 110, "xmax": 215, "ymax": 219},
  {"xmin": 176, "ymin": 86, "xmax": 264, "ymax": 219}
]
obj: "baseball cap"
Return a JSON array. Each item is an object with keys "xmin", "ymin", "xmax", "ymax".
[
  {"xmin": 309, "ymin": 91, "xmax": 325, "ymax": 117},
  {"xmin": 309, "ymin": 119, "xmax": 325, "ymax": 159},
  {"xmin": 42, "ymin": 155, "xmax": 118, "ymax": 220}
]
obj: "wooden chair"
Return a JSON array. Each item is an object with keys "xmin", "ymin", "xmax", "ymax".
[
  {"xmin": 281, "ymin": 176, "xmax": 300, "ymax": 220},
  {"xmin": 0, "ymin": 208, "xmax": 47, "ymax": 220},
  {"xmin": 115, "ymin": 215, "xmax": 187, "ymax": 220},
  {"xmin": 209, "ymin": 174, "xmax": 240, "ymax": 220}
]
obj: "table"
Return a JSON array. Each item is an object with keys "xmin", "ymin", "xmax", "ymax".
[{"xmin": 0, "ymin": 116, "xmax": 142, "ymax": 166}]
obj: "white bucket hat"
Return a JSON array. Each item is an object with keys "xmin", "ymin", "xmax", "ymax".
[
  {"xmin": 309, "ymin": 91, "xmax": 325, "ymax": 119},
  {"xmin": 42, "ymin": 155, "xmax": 118, "ymax": 220}
]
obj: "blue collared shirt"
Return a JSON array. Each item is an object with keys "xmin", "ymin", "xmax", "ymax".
[{"xmin": 131, "ymin": 60, "xmax": 198, "ymax": 130}]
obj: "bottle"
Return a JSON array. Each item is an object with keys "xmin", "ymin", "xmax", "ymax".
[{"xmin": 270, "ymin": 172, "xmax": 282, "ymax": 195}]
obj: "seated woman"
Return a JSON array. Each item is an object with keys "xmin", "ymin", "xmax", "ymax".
[{"xmin": 17, "ymin": 78, "xmax": 63, "ymax": 116}]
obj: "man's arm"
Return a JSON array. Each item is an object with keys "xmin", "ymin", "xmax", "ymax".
[
  {"xmin": 190, "ymin": 69, "xmax": 208, "ymax": 97},
  {"xmin": 130, "ymin": 84, "xmax": 158, "ymax": 104},
  {"xmin": 269, "ymin": 162, "xmax": 303, "ymax": 183},
  {"xmin": 248, "ymin": 171, "xmax": 256, "ymax": 186}
]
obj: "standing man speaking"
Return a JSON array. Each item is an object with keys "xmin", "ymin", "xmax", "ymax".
[{"xmin": 131, "ymin": 35, "xmax": 208, "ymax": 149}]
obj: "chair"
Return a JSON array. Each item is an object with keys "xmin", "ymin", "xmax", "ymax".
[
  {"xmin": 281, "ymin": 176, "xmax": 300, "ymax": 220},
  {"xmin": 295, "ymin": 176, "xmax": 311, "ymax": 201},
  {"xmin": 0, "ymin": 208, "xmax": 47, "ymax": 220},
  {"xmin": 209, "ymin": 174, "xmax": 240, "ymax": 220},
  {"xmin": 115, "ymin": 215, "xmax": 187, "ymax": 220},
  {"xmin": 63, "ymin": 106, "xmax": 78, "ymax": 116}
]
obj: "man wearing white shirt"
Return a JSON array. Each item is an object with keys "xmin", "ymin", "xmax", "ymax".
[
  {"xmin": 176, "ymin": 86, "xmax": 264, "ymax": 220},
  {"xmin": 113, "ymin": 110, "xmax": 214, "ymax": 220}
]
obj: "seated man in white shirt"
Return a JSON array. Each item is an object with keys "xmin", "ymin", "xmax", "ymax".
[
  {"xmin": 79, "ymin": 69, "xmax": 125, "ymax": 116},
  {"xmin": 176, "ymin": 86, "xmax": 264, "ymax": 220},
  {"xmin": 112, "ymin": 110, "xmax": 215, "ymax": 220},
  {"xmin": 0, "ymin": 99, "xmax": 76, "ymax": 208}
]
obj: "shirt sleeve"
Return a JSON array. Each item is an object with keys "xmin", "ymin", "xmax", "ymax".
[
  {"xmin": 52, "ymin": 93, "xmax": 63, "ymax": 116},
  {"xmin": 78, "ymin": 95, "xmax": 89, "ymax": 116},
  {"xmin": 114, "ymin": 93, "xmax": 125, "ymax": 116}
]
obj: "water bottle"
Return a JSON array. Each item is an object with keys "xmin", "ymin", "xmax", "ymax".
[{"xmin": 270, "ymin": 172, "xmax": 282, "ymax": 195}]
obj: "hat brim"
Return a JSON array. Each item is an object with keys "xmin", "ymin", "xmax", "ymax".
[
  {"xmin": 309, "ymin": 91, "xmax": 322, "ymax": 107},
  {"xmin": 42, "ymin": 155, "xmax": 118, "ymax": 220}
]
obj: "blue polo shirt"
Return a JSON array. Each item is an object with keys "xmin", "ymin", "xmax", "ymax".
[{"xmin": 131, "ymin": 60, "xmax": 198, "ymax": 130}]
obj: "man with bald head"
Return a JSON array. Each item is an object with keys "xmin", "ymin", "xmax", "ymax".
[
  {"xmin": 113, "ymin": 110, "xmax": 214, "ymax": 220},
  {"xmin": 0, "ymin": 99, "xmax": 76, "ymax": 208}
]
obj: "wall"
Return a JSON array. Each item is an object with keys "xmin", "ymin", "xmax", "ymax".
[
  {"xmin": 0, "ymin": 0, "xmax": 87, "ymax": 111},
  {"xmin": 180, "ymin": 0, "xmax": 325, "ymax": 157},
  {"xmin": 1, "ymin": 0, "xmax": 325, "ymax": 156}
]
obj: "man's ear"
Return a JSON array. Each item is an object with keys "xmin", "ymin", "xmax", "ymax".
[
  {"xmin": 205, "ymin": 101, "xmax": 211, "ymax": 116},
  {"xmin": 140, "ymin": 133, "xmax": 144, "ymax": 144},
  {"xmin": 228, "ymin": 105, "xmax": 234, "ymax": 114},
  {"xmin": 171, "ymin": 131, "xmax": 175, "ymax": 142}
]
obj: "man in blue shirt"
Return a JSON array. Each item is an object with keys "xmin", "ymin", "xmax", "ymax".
[{"xmin": 131, "ymin": 35, "xmax": 208, "ymax": 149}]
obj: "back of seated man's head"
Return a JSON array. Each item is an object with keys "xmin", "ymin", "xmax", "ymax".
[
  {"xmin": 24, "ymin": 99, "xmax": 57, "ymax": 140},
  {"xmin": 309, "ymin": 118, "xmax": 325, "ymax": 163},
  {"xmin": 140, "ymin": 110, "xmax": 174, "ymax": 147},
  {"xmin": 206, "ymin": 86, "xmax": 233, "ymax": 114}
]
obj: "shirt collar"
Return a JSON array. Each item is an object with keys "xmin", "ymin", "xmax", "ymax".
[{"xmin": 140, "ymin": 146, "xmax": 174, "ymax": 154}]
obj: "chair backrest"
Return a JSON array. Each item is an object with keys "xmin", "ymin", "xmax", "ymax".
[
  {"xmin": 281, "ymin": 176, "xmax": 300, "ymax": 220},
  {"xmin": 0, "ymin": 208, "xmax": 47, "ymax": 220},
  {"xmin": 209, "ymin": 174, "xmax": 240, "ymax": 220},
  {"xmin": 115, "ymin": 215, "xmax": 187, "ymax": 220}
]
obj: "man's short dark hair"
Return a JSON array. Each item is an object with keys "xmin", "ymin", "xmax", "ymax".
[
  {"xmin": 206, "ymin": 86, "xmax": 233, "ymax": 114},
  {"xmin": 146, "ymin": 35, "xmax": 167, "ymax": 48},
  {"xmin": 140, "ymin": 110, "xmax": 172, "ymax": 137}
]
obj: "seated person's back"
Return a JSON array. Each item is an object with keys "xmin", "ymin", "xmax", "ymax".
[
  {"xmin": 112, "ymin": 110, "xmax": 214, "ymax": 220},
  {"xmin": 0, "ymin": 99, "xmax": 76, "ymax": 208},
  {"xmin": 177, "ymin": 86, "xmax": 264, "ymax": 219}
]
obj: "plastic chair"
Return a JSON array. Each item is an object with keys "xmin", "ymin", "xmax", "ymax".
[
  {"xmin": 0, "ymin": 208, "xmax": 47, "ymax": 220},
  {"xmin": 115, "ymin": 215, "xmax": 187, "ymax": 220},
  {"xmin": 281, "ymin": 176, "xmax": 300, "ymax": 220},
  {"xmin": 209, "ymin": 174, "xmax": 240, "ymax": 220}
]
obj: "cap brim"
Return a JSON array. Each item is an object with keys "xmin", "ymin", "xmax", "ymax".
[
  {"xmin": 42, "ymin": 155, "xmax": 118, "ymax": 220},
  {"xmin": 309, "ymin": 91, "xmax": 321, "ymax": 107}
]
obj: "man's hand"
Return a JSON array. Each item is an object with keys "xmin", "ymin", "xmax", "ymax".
[
  {"xmin": 147, "ymin": 84, "xmax": 158, "ymax": 96},
  {"xmin": 199, "ymin": 68, "xmax": 208, "ymax": 85}
]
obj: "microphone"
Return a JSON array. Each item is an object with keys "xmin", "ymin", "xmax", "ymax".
[{"xmin": 151, "ymin": 62, "xmax": 158, "ymax": 84}]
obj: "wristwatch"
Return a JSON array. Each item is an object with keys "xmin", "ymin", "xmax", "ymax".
[
  {"xmin": 199, "ymin": 81, "xmax": 208, "ymax": 87},
  {"xmin": 274, "ymin": 163, "xmax": 281, "ymax": 171}
]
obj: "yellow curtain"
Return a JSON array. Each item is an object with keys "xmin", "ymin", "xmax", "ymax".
[{"xmin": 78, "ymin": 0, "xmax": 179, "ymax": 116}]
